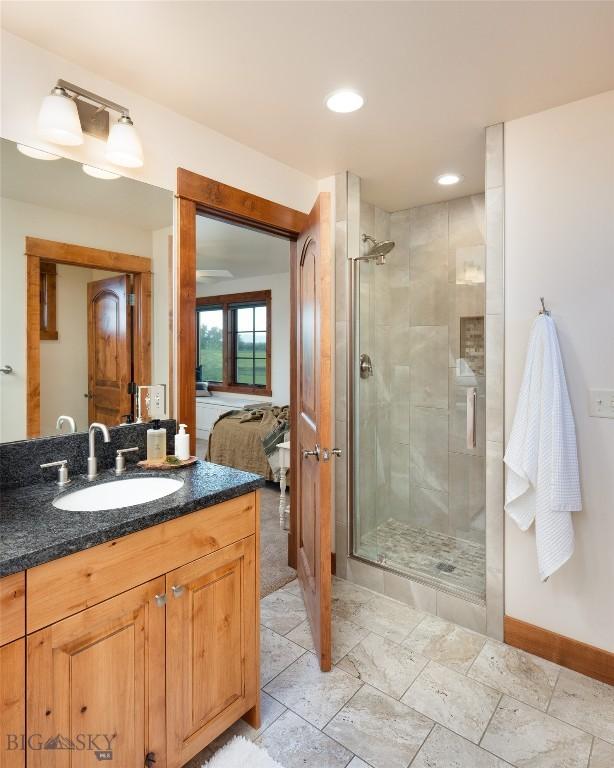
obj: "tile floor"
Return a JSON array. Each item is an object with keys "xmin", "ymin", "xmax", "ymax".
[{"xmin": 186, "ymin": 577, "xmax": 614, "ymax": 768}]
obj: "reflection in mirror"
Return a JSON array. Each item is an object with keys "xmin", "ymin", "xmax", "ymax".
[{"xmin": 0, "ymin": 139, "xmax": 174, "ymax": 442}]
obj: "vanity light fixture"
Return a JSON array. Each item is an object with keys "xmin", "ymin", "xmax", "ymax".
[
  {"xmin": 325, "ymin": 89, "xmax": 365, "ymax": 113},
  {"xmin": 37, "ymin": 79, "xmax": 144, "ymax": 168},
  {"xmin": 16, "ymin": 144, "xmax": 60, "ymax": 161},
  {"xmin": 436, "ymin": 172, "xmax": 464, "ymax": 186},
  {"xmin": 82, "ymin": 164, "xmax": 120, "ymax": 180}
]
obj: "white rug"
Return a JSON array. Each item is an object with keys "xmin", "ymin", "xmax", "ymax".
[{"xmin": 202, "ymin": 736, "xmax": 284, "ymax": 768}]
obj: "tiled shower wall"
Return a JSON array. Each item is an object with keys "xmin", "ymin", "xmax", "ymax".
[{"xmin": 356, "ymin": 195, "xmax": 486, "ymax": 557}]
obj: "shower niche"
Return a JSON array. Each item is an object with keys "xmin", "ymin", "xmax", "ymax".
[{"xmin": 349, "ymin": 193, "xmax": 487, "ymax": 604}]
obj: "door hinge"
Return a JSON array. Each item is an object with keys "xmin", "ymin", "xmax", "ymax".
[
  {"xmin": 128, "ymin": 292, "xmax": 136, "ymax": 306},
  {"xmin": 128, "ymin": 382, "xmax": 138, "ymax": 395}
]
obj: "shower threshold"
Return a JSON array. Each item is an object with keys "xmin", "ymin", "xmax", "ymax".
[{"xmin": 356, "ymin": 518, "xmax": 486, "ymax": 603}]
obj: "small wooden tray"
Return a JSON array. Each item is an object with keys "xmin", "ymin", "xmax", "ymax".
[{"xmin": 137, "ymin": 456, "xmax": 199, "ymax": 470}]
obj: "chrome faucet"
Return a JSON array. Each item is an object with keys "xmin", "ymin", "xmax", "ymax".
[
  {"xmin": 87, "ymin": 422, "xmax": 110, "ymax": 480},
  {"xmin": 56, "ymin": 414, "xmax": 77, "ymax": 434}
]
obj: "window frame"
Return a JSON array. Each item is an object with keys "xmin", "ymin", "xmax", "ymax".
[{"xmin": 196, "ymin": 289, "xmax": 272, "ymax": 396}]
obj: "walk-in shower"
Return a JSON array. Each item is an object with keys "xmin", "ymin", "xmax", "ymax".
[{"xmin": 349, "ymin": 196, "xmax": 487, "ymax": 603}]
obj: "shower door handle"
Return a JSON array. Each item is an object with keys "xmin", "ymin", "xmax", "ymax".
[{"xmin": 466, "ymin": 387, "xmax": 477, "ymax": 449}]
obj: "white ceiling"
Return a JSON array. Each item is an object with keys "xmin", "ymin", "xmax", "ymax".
[
  {"xmin": 196, "ymin": 215, "xmax": 290, "ymax": 278},
  {"xmin": 2, "ymin": 1, "xmax": 613, "ymax": 211},
  {"xmin": 1, "ymin": 139, "xmax": 173, "ymax": 230}
]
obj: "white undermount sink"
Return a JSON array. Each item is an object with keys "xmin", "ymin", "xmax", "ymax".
[{"xmin": 53, "ymin": 477, "xmax": 184, "ymax": 512}]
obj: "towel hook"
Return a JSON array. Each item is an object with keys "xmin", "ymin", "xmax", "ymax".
[{"xmin": 539, "ymin": 297, "xmax": 550, "ymax": 316}]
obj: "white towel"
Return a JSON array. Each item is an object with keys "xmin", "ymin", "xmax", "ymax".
[{"xmin": 504, "ymin": 314, "xmax": 581, "ymax": 580}]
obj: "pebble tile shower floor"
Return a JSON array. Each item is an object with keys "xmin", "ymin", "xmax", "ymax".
[
  {"xmin": 358, "ymin": 518, "xmax": 486, "ymax": 601},
  {"xmin": 184, "ymin": 577, "xmax": 614, "ymax": 768}
]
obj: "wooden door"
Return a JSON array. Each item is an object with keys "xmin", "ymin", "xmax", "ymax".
[
  {"xmin": 0, "ymin": 639, "xmax": 25, "ymax": 768},
  {"xmin": 295, "ymin": 193, "xmax": 333, "ymax": 671},
  {"xmin": 26, "ymin": 578, "xmax": 165, "ymax": 768},
  {"xmin": 165, "ymin": 537, "xmax": 258, "ymax": 768},
  {"xmin": 87, "ymin": 274, "xmax": 132, "ymax": 425}
]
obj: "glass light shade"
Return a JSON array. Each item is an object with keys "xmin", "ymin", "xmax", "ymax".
[
  {"xmin": 105, "ymin": 117, "xmax": 144, "ymax": 168},
  {"xmin": 37, "ymin": 89, "xmax": 83, "ymax": 146},
  {"xmin": 82, "ymin": 164, "xmax": 120, "ymax": 180},
  {"xmin": 17, "ymin": 144, "xmax": 60, "ymax": 161}
]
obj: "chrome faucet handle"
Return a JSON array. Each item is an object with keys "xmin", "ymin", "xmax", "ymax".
[
  {"xmin": 115, "ymin": 446, "xmax": 139, "ymax": 475},
  {"xmin": 40, "ymin": 459, "xmax": 71, "ymax": 487}
]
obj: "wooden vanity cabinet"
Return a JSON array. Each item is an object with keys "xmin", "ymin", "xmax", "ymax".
[
  {"xmin": 9, "ymin": 490, "xmax": 259, "ymax": 768},
  {"xmin": 0, "ymin": 572, "xmax": 26, "ymax": 768},
  {"xmin": 166, "ymin": 536, "xmax": 258, "ymax": 767},
  {"xmin": 26, "ymin": 578, "xmax": 166, "ymax": 768}
]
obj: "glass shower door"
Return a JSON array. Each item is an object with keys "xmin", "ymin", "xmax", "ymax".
[{"xmin": 351, "ymin": 195, "xmax": 487, "ymax": 603}]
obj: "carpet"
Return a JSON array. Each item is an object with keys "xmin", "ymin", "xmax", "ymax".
[
  {"xmin": 259, "ymin": 484, "xmax": 296, "ymax": 597},
  {"xmin": 202, "ymin": 736, "xmax": 284, "ymax": 768}
]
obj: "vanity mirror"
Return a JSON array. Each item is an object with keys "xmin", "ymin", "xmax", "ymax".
[{"xmin": 0, "ymin": 138, "xmax": 174, "ymax": 442}]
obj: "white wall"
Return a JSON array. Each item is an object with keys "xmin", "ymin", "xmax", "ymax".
[
  {"xmin": 0, "ymin": 196, "xmax": 154, "ymax": 441},
  {"xmin": 197, "ymin": 272, "xmax": 291, "ymax": 405},
  {"xmin": 1, "ymin": 31, "xmax": 317, "ymax": 212},
  {"xmin": 504, "ymin": 91, "xmax": 614, "ymax": 651}
]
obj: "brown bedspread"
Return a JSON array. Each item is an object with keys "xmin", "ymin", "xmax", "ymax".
[{"xmin": 206, "ymin": 406, "xmax": 288, "ymax": 480}]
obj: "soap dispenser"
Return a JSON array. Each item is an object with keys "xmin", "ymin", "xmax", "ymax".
[
  {"xmin": 174, "ymin": 423, "xmax": 190, "ymax": 461},
  {"xmin": 147, "ymin": 419, "xmax": 167, "ymax": 461}
]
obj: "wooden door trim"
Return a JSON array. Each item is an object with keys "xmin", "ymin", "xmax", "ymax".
[
  {"xmin": 25, "ymin": 239, "xmax": 152, "ymax": 437},
  {"xmin": 177, "ymin": 168, "xmax": 308, "ymax": 238},
  {"xmin": 25, "ymin": 236, "xmax": 151, "ymax": 273},
  {"xmin": 176, "ymin": 169, "xmax": 307, "ymax": 571}
]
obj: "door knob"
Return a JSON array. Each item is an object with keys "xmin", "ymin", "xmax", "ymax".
[
  {"xmin": 171, "ymin": 585, "xmax": 185, "ymax": 598},
  {"xmin": 302, "ymin": 444, "xmax": 320, "ymax": 461},
  {"xmin": 154, "ymin": 593, "xmax": 166, "ymax": 607},
  {"xmin": 331, "ymin": 448, "xmax": 343, "ymax": 458},
  {"xmin": 0, "ymin": 365, "xmax": 13, "ymax": 375}
]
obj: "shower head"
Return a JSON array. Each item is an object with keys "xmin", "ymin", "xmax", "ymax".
[{"xmin": 359, "ymin": 233, "xmax": 395, "ymax": 264}]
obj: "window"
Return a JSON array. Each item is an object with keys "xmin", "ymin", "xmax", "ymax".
[
  {"xmin": 196, "ymin": 290, "xmax": 271, "ymax": 395},
  {"xmin": 39, "ymin": 260, "xmax": 58, "ymax": 340}
]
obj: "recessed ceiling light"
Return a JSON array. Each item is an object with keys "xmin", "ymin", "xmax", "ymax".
[
  {"xmin": 436, "ymin": 173, "xmax": 463, "ymax": 186},
  {"xmin": 82, "ymin": 164, "xmax": 121, "ymax": 180},
  {"xmin": 16, "ymin": 144, "xmax": 60, "ymax": 161},
  {"xmin": 325, "ymin": 89, "xmax": 364, "ymax": 113}
]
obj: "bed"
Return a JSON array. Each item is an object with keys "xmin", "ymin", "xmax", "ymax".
[{"xmin": 206, "ymin": 404, "xmax": 289, "ymax": 481}]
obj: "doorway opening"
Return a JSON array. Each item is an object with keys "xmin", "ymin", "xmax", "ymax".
[
  {"xmin": 194, "ymin": 213, "xmax": 294, "ymax": 596},
  {"xmin": 176, "ymin": 169, "xmax": 334, "ymax": 671},
  {"xmin": 25, "ymin": 237, "xmax": 153, "ymax": 438}
]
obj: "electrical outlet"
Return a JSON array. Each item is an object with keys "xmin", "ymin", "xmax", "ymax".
[{"xmin": 589, "ymin": 389, "xmax": 614, "ymax": 419}]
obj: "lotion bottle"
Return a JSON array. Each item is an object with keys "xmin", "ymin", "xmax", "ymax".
[
  {"xmin": 174, "ymin": 423, "xmax": 190, "ymax": 461},
  {"xmin": 147, "ymin": 419, "xmax": 166, "ymax": 461}
]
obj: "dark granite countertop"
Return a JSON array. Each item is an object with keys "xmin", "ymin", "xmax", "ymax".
[{"xmin": 0, "ymin": 460, "xmax": 264, "ymax": 577}]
